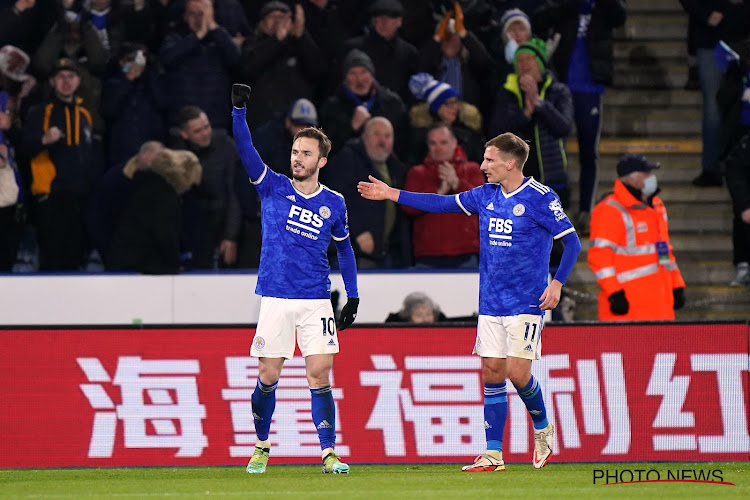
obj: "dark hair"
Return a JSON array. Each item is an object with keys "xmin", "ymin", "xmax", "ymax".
[
  {"xmin": 175, "ymin": 105, "xmax": 205, "ymax": 128},
  {"xmin": 485, "ymin": 133, "xmax": 530, "ymax": 170},
  {"xmin": 292, "ymin": 127, "xmax": 332, "ymax": 158},
  {"xmin": 426, "ymin": 121, "xmax": 456, "ymax": 139}
]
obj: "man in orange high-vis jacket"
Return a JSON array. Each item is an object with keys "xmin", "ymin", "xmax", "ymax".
[{"xmin": 588, "ymin": 154, "xmax": 686, "ymax": 320}]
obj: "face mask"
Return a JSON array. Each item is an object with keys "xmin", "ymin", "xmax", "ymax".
[
  {"xmin": 642, "ymin": 175, "xmax": 658, "ymax": 197},
  {"xmin": 504, "ymin": 39, "xmax": 519, "ymax": 64}
]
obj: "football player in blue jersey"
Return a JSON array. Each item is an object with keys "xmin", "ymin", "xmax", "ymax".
[
  {"xmin": 231, "ymin": 84, "xmax": 359, "ymax": 474},
  {"xmin": 358, "ymin": 132, "xmax": 581, "ymax": 471}
]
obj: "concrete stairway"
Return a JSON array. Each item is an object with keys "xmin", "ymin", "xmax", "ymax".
[{"xmin": 562, "ymin": 0, "xmax": 750, "ymax": 320}]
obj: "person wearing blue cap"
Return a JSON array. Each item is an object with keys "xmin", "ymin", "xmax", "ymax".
[{"xmin": 588, "ymin": 154, "xmax": 686, "ymax": 321}]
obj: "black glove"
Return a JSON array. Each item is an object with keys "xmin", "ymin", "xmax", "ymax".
[
  {"xmin": 608, "ymin": 290, "xmax": 629, "ymax": 315},
  {"xmin": 337, "ymin": 297, "xmax": 359, "ymax": 331},
  {"xmin": 231, "ymin": 83, "xmax": 251, "ymax": 108},
  {"xmin": 673, "ymin": 287, "xmax": 685, "ymax": 310}
]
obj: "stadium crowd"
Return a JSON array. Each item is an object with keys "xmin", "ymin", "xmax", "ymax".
[{"xmin": 0, "ymin": 0, "xmax": 748, "ymax": 287}]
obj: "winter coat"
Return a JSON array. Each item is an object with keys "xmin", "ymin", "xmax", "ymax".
[
  {"xmin": 319, "ymin": 83, "xmax": 409, "ymax": 159},
  {"xmin": 489, "ymin": 72, "xmax": 573, "ymax": 191},
  {"xmin": 159, "ymin": 23, "xmax": 239, "ymax": 130},
  {"xmin": 240, "ymin": 30, "xmax": 325, "ymax": 129},
  {"xmin": 107, "ymin": 148, "xmax": 201, "ymax": 274},
  {"xmin": 325, "ymin": 138, "xmax": 410, "ymax": 265},
  {"xmin": 409, "ymin": 102, "xmax": 486, "ymax": 165},
  {"xmin": 101, "ymin": 65, "xmax": 169, "ymax": 166},
  {"xmin": 588, "ymin": 180, "xmax": 685, "ymax": 321},
  {"xmin": 403, "ymin": 145, "xmax": 484, "ymax": 258},
  {"xmin": 342, "ymin": 30, "xmax": 419, "ymax": 105},
  {"xmin": 533, "ymin": 0, "xmax": 627, "ymax": 86}
]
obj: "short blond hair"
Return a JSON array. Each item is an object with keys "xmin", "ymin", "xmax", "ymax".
[{"xmin": 485, "ymin": 133, "xmax": 530, "ymax": 170}]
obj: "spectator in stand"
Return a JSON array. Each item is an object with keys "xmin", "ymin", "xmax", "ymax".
[
  {"xmin": 342, "ymin": 0, "xmax": 418, "ymax": 105},
  {"xmin": 85, "ymin": 0, "xmax": 122, "ymax": 56},
  {"xmin": 117, "ymin": 0, "xmax": 169, "ymax": 55},
  {"xmin": 716, "ymin": 38, "xmax": 750, "ymax": 286},
  {"xmin": 170, "ymin": 105, "xmax": 241, "ymax": 269},
  {"xmin": 319, "ymin": 49, "xmax": 409, "ymax": 159},
  {"xmin": 107, "ymin": 148, "xmax": 201, "ymax": 274},
  {"xmin": 0, "ymin": 144, "xmax": 21, "ymax": 272},
  {"xmin": 489, "ymin": 38, "xmax": 573, "ymax": 207},
  {"xmin": 418, "ymin": 3, "xmax": 492, "ymax": 120},
  {"xmin": 88, "ymin": 140, "xmax": 164, "ymax": 264},
  {"xmin": 725, "ymin": 134, "xmax": 750, "ymax": 287},
  {"xmin": 33, "ymin": 1, "xmax": 109, "ymax": 133},
  {"xmin": 252, "ymin": 98, "xmax": 319, "ymax": 177},
  {"xmin": 159, "ymin": 0, "xmax": 240, "ymax": 130},
  {"xmin": 0, "ymin": 0, "xmax": 57, "ymax": 55},
  {"xmin": 435, "ymin": 0, "xmax": 497, "ymax": 49},
  {"xmin": 165, "ymin": 0, "xmax": 250, "ymax": 45},
  {"xmin": 490, "ymin": 8, "xmax": 533, "ymax": 89},
  {"xmin": 101, "ymin": 42, "xmax": 168, "ymax": 167},
  {"xmin": 678, "ymin": 0, "xmax": 750, "ymax": 187},
  {"xmin": 0, "ymin": 45, "xmax": 39, "ymax": 272},
  {"xmin": 22, "ymin": 58, "xmax": 97, "ymax": 270},
  {"xmin": 588, "ymin": 154, "xmax": 686, "ymax": 321},
  {"xmin": 396, "ymin": 0, "xmax": 435, "ymax": 50},
  {"xmin": 300, "ymin": 0, "xmax": 350, "ymax": 96},
  {"xmin": 385, "ymin": 291, "xmax": 447, "ymax": 323},
  {"xmin": 240, "ymin": 1, "xmax": 325, "ymax": 129},
  {"xmin": 533, "ymin": 0, "xmax": 626, "ymax": 233},
  {"xmin": 408, "ymin": 73, "xmax": 485, "ymax": 164},
  {"xmin": 403, "ymin": 123, "xmax": 484, "ymax": 268},
  {"xmin": 325, "ymin": 117, "xmax": 410, "ymax": 268}
]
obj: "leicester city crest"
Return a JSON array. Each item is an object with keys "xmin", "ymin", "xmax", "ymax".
[
  {"xmin": 513, "ymin": 204, "xmax": 525, "ymax": 216},
  {"xmin": 319, "ymin": 206, "xmax": 331, "ymax": 219},
  {"xmin": 254, "ymin": 336, "xmax": 265, "ymax": 349}
]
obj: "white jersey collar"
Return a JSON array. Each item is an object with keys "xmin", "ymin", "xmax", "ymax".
[{"xmin": 502, "ymin": 177, "xmax": 533, "ymax": 199}]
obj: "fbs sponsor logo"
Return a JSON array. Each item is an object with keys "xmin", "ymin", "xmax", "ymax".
[{"xmin": 592, "ymin": 468, "xmax": 733, "ymax": 485}]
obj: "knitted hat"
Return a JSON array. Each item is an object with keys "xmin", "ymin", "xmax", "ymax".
[
  {"xmin": 409, "ymin": 73, "xmax": 459, "ymax": 114},
  {"xmin": 499, "ymin": 8, "xmax": 531, "ymax": 44},
  {"xmin": 342, "ymin": 49, "xmax": 375, "ymax": 76},
  {"xmin": 514, "ymin": 38, "xmax": 547, "ymax": 73}
]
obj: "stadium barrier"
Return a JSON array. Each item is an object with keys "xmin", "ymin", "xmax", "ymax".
[
  {"xmin": 2, "ymin": 323, "xmax": 749, "ymax": 468},
  {"xmin": 0, "ymin": 273, "xmax": 481, "ymax": 325}
]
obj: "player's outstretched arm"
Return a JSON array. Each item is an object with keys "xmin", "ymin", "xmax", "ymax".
[
  {"xmin": 230, "ymin": 84, "xmax": 265, "ymax": 181},
  {"xmin": 358, "ymin": 175, "xmax": 400, "ymax": 201},
  {"xmin": 358, "ymin": 175, "xmax": 465, "ymax": 214}
]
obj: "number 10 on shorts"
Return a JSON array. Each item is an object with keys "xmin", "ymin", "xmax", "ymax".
[{"xmin": 321, "ymin": 317, "xmax": 336, "ymax": 335}]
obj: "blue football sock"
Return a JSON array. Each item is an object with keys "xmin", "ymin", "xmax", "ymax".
[
  {"xmin": 310, "ymin": 385, "xmax": 336, "ymax": 450},
  {"xmin": 516, "ymin": 376, "xmax": 549, "ymax": 430},
  {"xmin": 484, "ymin": 382, "xmax": 508, "ymax": 453},
  {"xmin": 251, "ymin": 378, "xmax": 277, "ymax": 442}
]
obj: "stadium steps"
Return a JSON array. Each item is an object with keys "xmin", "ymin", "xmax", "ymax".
[{"xmin": 560, "ymin": 0, "xmax": 749, "ymax": 321}]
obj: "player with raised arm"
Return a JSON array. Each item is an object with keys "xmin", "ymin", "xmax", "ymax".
[
  {"xmin": 231, "ymin": 84, "xmax": 359, "ymax": 475},
  {"xmin": 358, "ymin": 133, "xmax": 581, "ymax": 471}
]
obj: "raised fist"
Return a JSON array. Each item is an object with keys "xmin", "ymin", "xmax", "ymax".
[{"xmin": 231, "ymin": 83, "xmax": 251, "ymax": 108}]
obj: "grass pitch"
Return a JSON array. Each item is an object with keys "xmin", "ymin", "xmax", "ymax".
[{"xmin": 1, "ymin": 462, "xmax": 748, "ymax": 499}]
